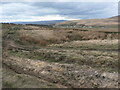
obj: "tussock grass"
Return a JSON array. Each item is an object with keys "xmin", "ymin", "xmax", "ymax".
[{"xmin": 3, "ymin": 23, "xmax": 119, "ymax": 73}]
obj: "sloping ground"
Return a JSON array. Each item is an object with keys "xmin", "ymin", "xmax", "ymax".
[
  {"xmin": 55, "ymin": 16, "xmax": 118, "ymax": 26},
  {"xmin": 3, "ymin": 65, "xmax": 65, "ymax": 88},
  {"xmin": 2, "ymin": 39, "xmax": 119, "ymax": 88},
  {"xmin": 3, "ymin": 56, "xmax": 118, "ymax": 88},
  {"xmin": 49, "ymin": 39, "xmax": 118, "ymax": 51},
  {"xmin": 18, "ymin": 29, "xmax": 118, "ymax": 47},
  {"xmin": 2, "ymin": 24, "xmax": 119, "ymax": 88}
]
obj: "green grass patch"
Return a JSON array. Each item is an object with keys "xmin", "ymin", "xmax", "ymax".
[{"xmin": 8, "ymin": 48, "xmax": 118, "ymax": 72}]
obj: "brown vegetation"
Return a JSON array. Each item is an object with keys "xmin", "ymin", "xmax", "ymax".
[
  {"xmin": 55, "ymin": 16, "xmax": 119, "ymax": 26},
  {"xmin": 2, "ymin": 23, "xmax": 119, "ymax": 88}
]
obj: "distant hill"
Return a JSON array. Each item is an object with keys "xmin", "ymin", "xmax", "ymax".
[
  {"xmin": 12, "ymin": 20, "xmax": 66, "ymax": 25},
  {"xmin": 55, "ymin": 16, "xmax": 119, "ymax": 28}
]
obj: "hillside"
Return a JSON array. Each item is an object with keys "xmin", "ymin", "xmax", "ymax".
[
  {"xmin": 2, "ymin": 23, "xmax": 119, "ymax": 88},
  {"xmin": 55, "ymin": 16, "xmax": 119, "ymax": 28}
]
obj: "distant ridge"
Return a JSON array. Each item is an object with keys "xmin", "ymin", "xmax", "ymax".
[
  {"xmin": 12, "ymin": 20, "xmax": 66, "ymax": 25},
  {"xmin": 55, "ymin": 16, "xmax": 119, "ymax": 27}
]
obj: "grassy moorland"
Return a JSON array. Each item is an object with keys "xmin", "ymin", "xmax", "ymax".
[{"xmin": 2, "ymin": 23, "xmax": 119, "ymax": 88}]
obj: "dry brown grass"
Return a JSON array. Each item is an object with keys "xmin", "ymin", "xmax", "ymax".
[
  {"xmin": 2, "ymin": 23, "xmax": 118, "ymax": 47},
  {"xmin": 18, "ymin": 29, "xmax": 118, "ymax": 46},
  {"xmin": 18, "ymin": 30, "xmax": 68, "ymax": 46},
  {"xmin": 78, "ymin": 28, "xmax": 118, "ymax": 33}
]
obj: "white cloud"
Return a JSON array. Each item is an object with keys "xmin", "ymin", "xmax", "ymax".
[
  {"xmin": 1, "ymin": 15, "xmax": 78, "ymax": 22},
  {"xmin": 0, "ymin": 2, "xmax": 118, "ymax": 22}
]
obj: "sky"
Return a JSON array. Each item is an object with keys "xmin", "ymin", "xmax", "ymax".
[{"xmin": 0, "ymin": 1, "xmax": 119, "ymax": 22}]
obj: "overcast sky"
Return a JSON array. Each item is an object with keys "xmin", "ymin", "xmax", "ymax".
[{"xmin": 0, "ymin": 1, "xmax": 118, "ymax": 22}]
